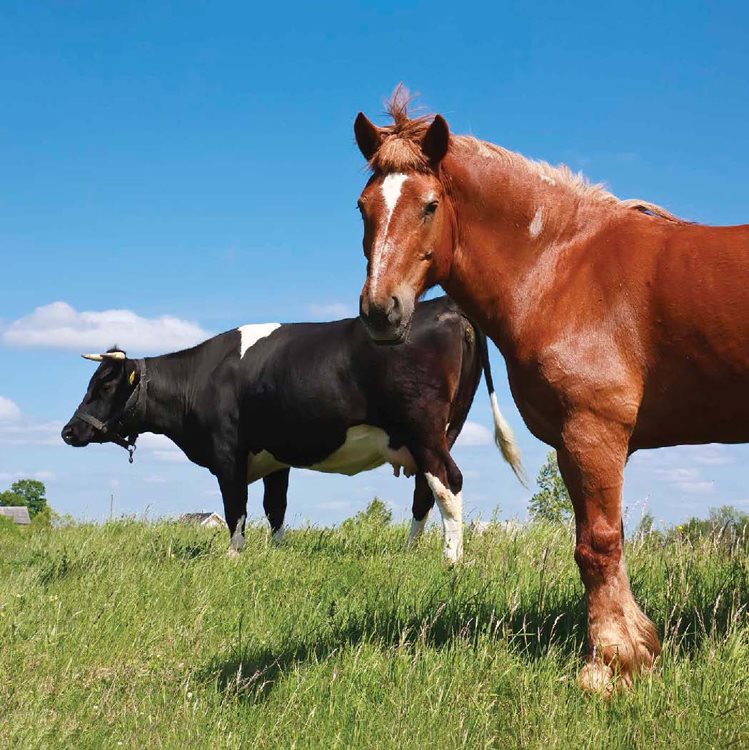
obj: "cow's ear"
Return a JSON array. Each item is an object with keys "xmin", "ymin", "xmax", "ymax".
[
  {"xmin": 354, "ymin": 112, "xmax": 382, "ymax": 161},
  {"xmin": 421, "ymin": 115, "xmax": 450, "ymax": 165}
]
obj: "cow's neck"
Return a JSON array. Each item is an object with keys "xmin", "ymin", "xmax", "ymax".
[{"xmin": 136, "ymin": 353, "xmax": 195, "ymax": 444}]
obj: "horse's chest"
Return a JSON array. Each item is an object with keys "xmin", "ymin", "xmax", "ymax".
[{"xmin": 246, "ymin": 425, "xmax": 416, "ymax": 483}]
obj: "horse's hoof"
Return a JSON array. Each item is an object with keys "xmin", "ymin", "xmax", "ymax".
[{"xmin": 578, "ymin": 661, "xmax": 616, "ymax": 696}]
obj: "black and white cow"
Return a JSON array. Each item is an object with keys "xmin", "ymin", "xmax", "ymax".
[{"xmin": 61, "ymin": 296, "xmax": 522, "ymax": 561}]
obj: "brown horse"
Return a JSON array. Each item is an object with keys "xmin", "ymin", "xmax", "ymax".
[{"xmin": 353, "ymin": 89, "xmax": 749, "ymax": 692}]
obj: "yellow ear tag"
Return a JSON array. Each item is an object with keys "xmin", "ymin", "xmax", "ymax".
[{"xmin": 129, "ymin": 371, "xmax": 135, "ymax": 386}]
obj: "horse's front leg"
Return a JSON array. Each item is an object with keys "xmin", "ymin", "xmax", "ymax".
[{"xmin": 558, "ymin": 413, "xmax": 660, "ymax": 693}]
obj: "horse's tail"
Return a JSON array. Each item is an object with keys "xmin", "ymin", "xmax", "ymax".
[{"xmin": 476, "ymin": 327, "xmax": 527, "ymax": 486}]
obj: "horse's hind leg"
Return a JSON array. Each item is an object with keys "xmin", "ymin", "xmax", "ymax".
[
  {"xmin": 407, "ymin": 473, "xmax": 435, "ymax": 547},
  {"xmin": 558, "ymin": 413, "xmax": 660, "ymax": 693}
]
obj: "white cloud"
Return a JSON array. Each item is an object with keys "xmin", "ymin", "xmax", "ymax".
[
  {"xmin": 141, "ymin": 475, "xmax": 167, "ymax": 484},
  {"xmin": 455, "ymin": 421, "xmax": 493, "ymax": 448},
  {"xmin": 654, "ymin": 467, "xmax": 715, "ymax": 494},
  {"xmin": 0, "ymin": 470, "xmax": 55, "ymax": 483},
  {"xmin": 308, "ymin": 302, "xmax": 354, "ymax": 320},
  {"xmin": 0, "ymin": 396, "xmax": 22, "ymax": 422},
  {"xmin": 0, "ymin": 419, "xmax": 63, "ymax": 446},
  {"xmin": 137, "ymin": 433, "xmax": 188, "ymax": 463},
  {"xmin": 1, "ymin": 301, "xmax": 211, "ymax": 354}
]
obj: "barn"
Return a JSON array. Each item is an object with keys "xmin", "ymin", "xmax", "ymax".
[
  {"xmin": 178, "ymin": 512, "xmax": 226, "ymax": 529},
  {"xmin": 0, "ymin": 506, "xmax": 31, "ymax": 525}
]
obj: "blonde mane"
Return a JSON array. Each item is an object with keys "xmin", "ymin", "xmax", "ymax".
[{"xmin": 368, "ymin": 87, "xmax": 684, "ymax": 223}]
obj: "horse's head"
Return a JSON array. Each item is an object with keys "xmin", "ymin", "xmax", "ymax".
[{"xmin": 354, "ymin": 105, "xmax": 456, "ymax": 344}]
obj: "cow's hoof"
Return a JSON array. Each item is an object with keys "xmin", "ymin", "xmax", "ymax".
[{"xmin": 226, "ymin": 548, "xmax": 241, "ymax": 560}]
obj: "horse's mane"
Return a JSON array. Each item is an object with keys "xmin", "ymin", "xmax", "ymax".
[{"xmin": 368, "ymin": 86, "xmax": 685, "ymax": 224}]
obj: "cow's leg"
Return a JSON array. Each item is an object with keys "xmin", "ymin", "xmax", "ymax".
[
  {"xmin": 263, "ymin": 469, "xmax": 290, "ymax": 544},
  {"xmin": 218, "ymin": 472, "xmax": 248, "ymax": 556},
  {"xmin": 412, "ymin": 445, "xmax": 464, "ymax": 563},
  {"xmin": 557, "ymin": 414, "xmax": 660, "ymax": 693},
  {"xmin": 407, "ymin": 472, "xmax": 434, "ymax": 547}
]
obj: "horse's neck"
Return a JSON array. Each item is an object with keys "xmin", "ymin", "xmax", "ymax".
[{"xmin": 443, "ymin": 152, "xmax": 606, "ymax": 355}]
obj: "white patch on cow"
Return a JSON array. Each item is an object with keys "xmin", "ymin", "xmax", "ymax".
[
  {"xmin": 272, "ymin": 525, "xmax": 285, "ymax": 544},
  {"xmin": 407, "ymin": 514, "xmax": 429, "ymax": 547},
  {"xmin": 247, "ymin": 450, "xmax": 289, "ymax": 484},
  {"xmin": 425, "ymin": 472, "xmax": 463, "ymax": 563},
  {"xmin": 529, "ymin": 207, "xmax": 544, "ymax": 239},
  {"xmin": 246, "ymin": 426, "xmax": 416, "ymax": 484},
  {"xmin": 230, "ymin": 513, "xmax": 246, "ymax": 552},
  {"xmin": 310, "ymin": 425, "xmax": 416, "ymax": 477},
  {"xmin": 238, "ymin": 323, "xmax": 281, "ymax": 358},
  {"xmin": 370, "ymin": 173, "xmax": 409, "ymax": 295}
]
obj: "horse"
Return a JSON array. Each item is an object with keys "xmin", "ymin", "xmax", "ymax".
[{"xmin": 352, "ymin": 88, "xmax": 749, "ymax": 692}]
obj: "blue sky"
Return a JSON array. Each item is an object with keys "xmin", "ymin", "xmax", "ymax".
[{"xmin": 1, "ymin": 1, "xmax": 747, "ymax": 529}]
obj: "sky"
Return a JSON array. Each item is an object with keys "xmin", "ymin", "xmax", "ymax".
[{"xmin": 1, "ymin": 1, "xmax": 748, "ymax": 530}]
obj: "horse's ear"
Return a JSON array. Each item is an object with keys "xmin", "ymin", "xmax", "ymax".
[
  {"xmin": 354, "ymin": 112, "xmax": 382, "ymax": 161},
  {"xmin": 421, "ymin": 115, "xmax": 450, "ymax": 164}
]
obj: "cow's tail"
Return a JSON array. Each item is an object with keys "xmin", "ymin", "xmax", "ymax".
[{"xmin": 476, "ymin": 328, "xmax": 527, "ymax": 486}]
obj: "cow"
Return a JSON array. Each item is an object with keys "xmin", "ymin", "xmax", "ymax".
[{"xmin": 61, "ymin": 296, "xmax": 523, "ymax": 561}]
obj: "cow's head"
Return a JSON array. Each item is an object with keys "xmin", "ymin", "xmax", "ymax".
[{"xmin": 61, "ymin": 349, "xmax": 142, "ymax": 449}]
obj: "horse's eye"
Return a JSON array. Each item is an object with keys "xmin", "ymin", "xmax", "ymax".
[
  {"xmin": 424, "ymin": 200, "xmax": 439, "ymax": 216},
  {"xmin": 356, "ymin": 200, "xmax": 365, "ymax": 213}
]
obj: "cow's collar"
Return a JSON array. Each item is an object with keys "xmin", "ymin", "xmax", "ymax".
[{"xmin": 73, "ymin": 359, "xmax": 148, "ymax": 463}]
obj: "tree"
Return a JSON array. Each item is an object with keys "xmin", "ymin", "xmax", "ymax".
[
  {"xmin": 0, "ymin": 489, "xmax": 25, "ymax": 507},
  {"xmin": 0, "ymin": 479, "xmax": 48, "ymax": 518},
  {"xmin": 528, "ymin": 451, "xmax": 573, "ymax": 524},
  {"xmin": 634, "ymin": 511, "xmax": 657, "ymax": 539}
]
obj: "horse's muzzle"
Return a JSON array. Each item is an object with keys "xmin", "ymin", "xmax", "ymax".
[{"xmin": 359, "ymin": 293, "xmax": 412, "ymax": 344}]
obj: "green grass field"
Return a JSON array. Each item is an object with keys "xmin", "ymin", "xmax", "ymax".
[{"xmin": 1, "ymin": 515, "xmax": 747, "ymax": 749}]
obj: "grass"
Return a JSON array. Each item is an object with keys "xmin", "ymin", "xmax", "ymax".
[{"xmin": 0, "ymin": 516, "xmax": 747, "ymax": 749}]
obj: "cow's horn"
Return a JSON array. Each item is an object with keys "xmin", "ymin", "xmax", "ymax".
[
  {"xmin": 101, "ymin": 351, "xmax": 126, "ymax": 361},
  {"xmin": 81, "ymin": 353, "xmax": 104, "ymax": 362}
]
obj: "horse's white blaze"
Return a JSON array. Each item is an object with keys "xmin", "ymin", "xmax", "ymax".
[
  {"xmin": 425, "ymin": 472, "xmax": 463, "ymax": 563},
  {"xmin": 246, "ymin": 425, "xmax": 416, "ymax": 483},
  {"xmin": 381, "ymin": 173, "xmax": 408, "ymax": 223},
  {"xmin": 370, "ymin": 173, "xmax": 408, "ymax": 295},
  {"xmin": 230, "ymin": 513, "xmax": 246, "ymax": 551},
  {"xmin": 238, "ymin": 323, "xmax": 281, "ymax": 358},
  {"xmin": 529, "ymin": 207, "xmax": 544, "ymax": 239},
  {"xmin": 407, "ymin": 514, "xmax": 429, "ymax": 547}
]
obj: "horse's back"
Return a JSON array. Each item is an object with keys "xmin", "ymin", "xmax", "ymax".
[{"xmin": 633, "ymin": 221, "xmax": 749, "ymax": 448}]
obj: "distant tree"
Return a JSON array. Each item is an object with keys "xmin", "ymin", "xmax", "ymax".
[
  {"xmin": 0, "ymin": 490, "xmax": 25, "ymax": 507},
  {"xmin": 0, "ymin": 480, "xmax": 48, "ymax": 518},
  {"xmin": 351, "ymin": 497, "xmax": 393, "ymax": 526},
  {"xmin": 528, "ymin": 451, "xmax": 573, "ymax": 524},
  {"xmin": 634, "ymin": 511, "xmax": 656, "ymax": 539},
  {"xmin": 671, "ymin": 505, "xmax": 749, "ymax": 544},
  {"xmin": 708, "ymin": 505, "xmax": 749, "ymax": 533}
]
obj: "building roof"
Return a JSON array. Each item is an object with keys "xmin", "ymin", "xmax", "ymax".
[
  {"xmin": 0, "ymin": 506, "xmax": 31, "ymax": 525},
  {"xmin": 178, "ymin": 512, "xmax": 226, "ymax": 527}
]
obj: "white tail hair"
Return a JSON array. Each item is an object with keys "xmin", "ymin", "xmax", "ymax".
[{"xmin": 489, "ymin": 391, "xmax": 527, "ymax": 486}]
